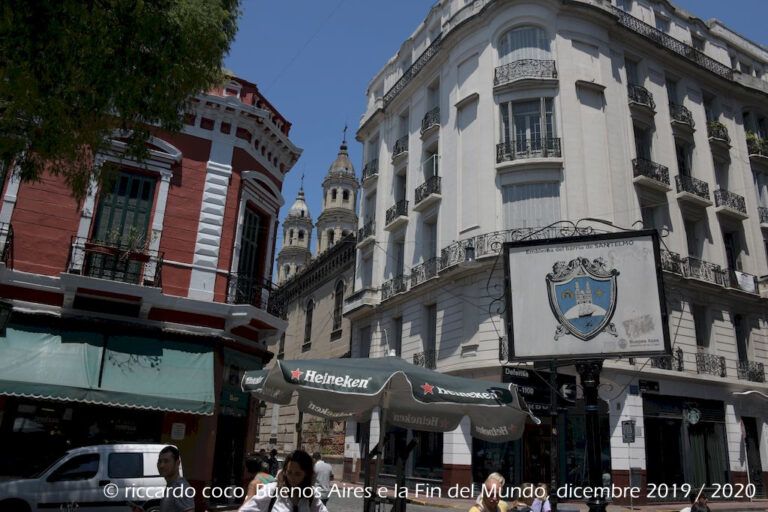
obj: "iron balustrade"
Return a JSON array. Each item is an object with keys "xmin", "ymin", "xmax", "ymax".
[
  {"xmin": 714, "ymin": 189, "xmax": 747, "ymax": 214},
  {"xmin": 393, "ymin": 135, "xmax": 409, "ymax": 158},
  {"xmin": 759, "ymin": 207, "xmax": 768, "ymax": 224},
  {"xmin": 362, "ymin": 159, "xmax": 379, "ymax": 181},
  {"xmin": 627, "ymin": 84, "xmax": 655, "ymax": 110},
  {"xmin": 421, "ymin": 107, "xmax": 440, "ymax": 134},
  {"xmin": 496, "ymin": 137, "xmax": 561, "ymax": 162},
  {"xmin": 696, "ymin": 352, "xmax": 727, "ymax": 377},
  {"xmin": 632, "ymin": 158, "xmax": 670, "ymax": 185},
  {"xmin": 660, "ymin": 250, "xmax": 682, "ymax": 274},
  {"xmin": 384, "ymin": 34, "xmax": 442, "ymax": 108},
  {"xmin": 67, "ymin": 236, "xmax": 163, "ymax": 287},
  {"xmin": 676, "ymin": 174, "xmax": 710, "ymax": 201},
  {"xmin": 415, "ymin": 176, "xmax": 441, "ymax": 206},
  {"xmin": 707, "ymin": 122, "xmax": 730, "ymax": 143},
  {"xmin": 669, "ymin": 103, "xmax": 695, "ymax": 128},
  {"xmin": 650, "ymin": 347, "xmax": 684, "ymax": 371},
  {"xmin": 381, "ymin": 275, "xmax": 408, "ymax": 301},
  {"xmin": 494, "ymin": 59, "xmax": 557, "ymax": 86},
  {"xmin": 747, "ymin": 136, "xmax": 768, "ymax": 157},
  {"xmin": 357, "ymin": 219, "xmax": 375, "ymax": 242},
  {"xmin": 681, "ymin": 257, "xmax": 728, "ymax": 286},
  {"xmin": 410, "ymin": 257, "xmax": 440, "ymax": 288},
  {"xmin": 226, "ymin": 273, "xmax": 284, "ymax": 317},
  {"xmin": 385, "ymin": 200, "xmax": 409, "ymax": 225},
  {"xmin": 0, "ymin": 223, "xmax": 13, "ymax": 269},
  {"xmin": 737, "ymin": 361, "xmax": 766, "ymax": 383},
  {"xmin": 413, "ymin": 350, "xmax": 437, "ymax": 370}
]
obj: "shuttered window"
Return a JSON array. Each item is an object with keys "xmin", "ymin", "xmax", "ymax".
[{"xmin": 502, "ymin": 182, "xmax": 561, "ymax": 229}]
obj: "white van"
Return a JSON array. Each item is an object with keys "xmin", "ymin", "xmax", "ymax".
[{"xmin": 0, "ymin": 444, "xmax": 176, "ymax": 512}]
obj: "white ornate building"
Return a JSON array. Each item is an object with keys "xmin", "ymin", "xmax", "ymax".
[{"xmin": 342, "ymin": 0, "xmax": 768, "ymax": 503}]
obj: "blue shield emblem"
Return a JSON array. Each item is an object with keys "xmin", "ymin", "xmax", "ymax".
[{"xmin": 546, "ymin": 257, "xmax": 619, "ymax": 341}]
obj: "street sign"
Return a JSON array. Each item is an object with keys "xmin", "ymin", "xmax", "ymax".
[{"xmin": 622, "ymin": 420, "xmax": 635, "ymax": 443}]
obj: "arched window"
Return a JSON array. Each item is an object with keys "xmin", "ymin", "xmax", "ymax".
[
  {"xmin": 304, "ymin": 300, "xmax": 314, "ymax": 345},
  {"xmin": 333, "ymin": 281, "xmax": 344, "ymax": 332},
  {"xmin": 284, "ymin": 264, "xmax": 290, "ymax": 277},
  {"xmin": 343, "ymin": 190, "xmax": 350, "ymax": 201},
  {"xmin": 298, "ymin": 230, "xmax": 304, "ymax": 240},
  {"xmin": 332, "ymin": 189, "xmax": 338, "ymax": 201},
  {"xmin": 288, "ymin": 229, "xmax": 294, "ymax": 244},
  {"xmin": 328, "ymin": 230, "xmax": 335, "ymax": 246},
  {"xmin": 498, "ymin": 26, "xmax": 550, "ymax": 64}
]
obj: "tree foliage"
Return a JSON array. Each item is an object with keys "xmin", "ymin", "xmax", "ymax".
[{"xmin": 0, "ymin": 0, "xmax": 241, "ymax": 200}]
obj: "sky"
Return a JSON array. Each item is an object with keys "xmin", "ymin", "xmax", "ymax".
[{"xmin": 223, "ymin": 0, "xmax": 768, "ymax": 258}]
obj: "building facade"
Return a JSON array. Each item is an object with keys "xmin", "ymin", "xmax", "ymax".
[
  {"xmin": 0, "ymin": 76, "xmax": 300, "ymax": 496},
  {"xmin": 343, "ymin": 0, "xmax": 768, "ymax": 502}
]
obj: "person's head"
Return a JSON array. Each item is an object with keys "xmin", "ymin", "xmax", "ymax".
[
  {"xmin": 259, "ymin": 449, "xmax": 267, "ymax": 455},
  {"xmin": 270, "ymin": 449, "xmax": 278, "ymax": 458},
  {"xmin": 535, "ymin": 483, "xmax": 548, "ymax": 499},
  {"xmin": 481, "ymin": 473, "xmax": 505, "ymax": 511},
  {"xmin": 157, "ymin": 446, "xmax": 181, "ymax": 479},
  {"xmin": 246, "ymin": 453, "xmax": 270, "ymax": 474},
  {"xmin": 279, "ymin": 450, "xmax": 314, "ymax": 489},
  {"xmin": 696, "ymin": 490, "xmax": 708, "ymax": 505},
  {"xmin": 691, "ymin": 503, "xmax": 709, "ymax": 512},
  {"xmin": 519, "ymin": 483, "xmax": 535, "ymax": 506},
  {"xmin": 312, "ymin": 452, "xmax": 321, "ymax": 462}
]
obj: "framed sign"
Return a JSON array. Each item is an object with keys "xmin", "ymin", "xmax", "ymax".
[{"xmin": 503, "ymin": 230, "xmax": 670, "ymax": 361}]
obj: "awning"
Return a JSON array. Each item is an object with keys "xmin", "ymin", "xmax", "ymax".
[{"xmin": 0, "ymin": 324, "xmax": 214, "ymax": 415}]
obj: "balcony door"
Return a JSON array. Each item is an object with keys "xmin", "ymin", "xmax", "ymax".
[{"xmin": 235, "ymin": 207, "xmax": 265, "ymax": 305}]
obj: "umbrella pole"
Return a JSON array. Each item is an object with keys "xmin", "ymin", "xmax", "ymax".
[{"xmin": 369, "ymin": 407, "xmax": 388, "ymax": 512}]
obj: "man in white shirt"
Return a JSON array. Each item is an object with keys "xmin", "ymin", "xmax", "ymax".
[
  {"xmin": 132, "ymin": 446, "xmax": 194, "ymax": 512},
  {"xmin": 312, "ymin": 452, "xmax": 333, "ymax": 505}
]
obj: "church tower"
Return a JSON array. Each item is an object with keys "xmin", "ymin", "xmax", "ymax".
[
  {"xmin": 276, "ymin": 186, "xmax": 313, "ymax": 284},
  {"xmin": 315, "ymin": 134, "xmax": 359, "ymax": 255}
]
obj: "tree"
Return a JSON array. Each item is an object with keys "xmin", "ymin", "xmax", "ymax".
[{"xmin": 0, "ymin": 0, "xmax": 241, "ymax": 200}]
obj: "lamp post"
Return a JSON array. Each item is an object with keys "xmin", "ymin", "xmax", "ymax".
[{"xmin": 576, "ymin": 361, "xmax": 608, "ymax": 512}]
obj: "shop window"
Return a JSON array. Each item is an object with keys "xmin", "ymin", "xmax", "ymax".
[
  {"xmin": 108, "ymin": 453, "xmax": 143, "ymax": 478},
  {"xmin": 48, "ymin": 454, "xmax": 100, "ymax": 482}
]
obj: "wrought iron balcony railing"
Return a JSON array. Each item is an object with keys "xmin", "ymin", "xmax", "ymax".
[
  {"xmin": 727, "ymin": 269, "xmax": 759, "ymax": 295},
  {"xmin": 357, "ymin": 219, "xmax": 375, "ymax": 243},
  {"xmin": 759, "ymin": 207, "xmax": 768, "ymax": 224},
  {"xmin": 632, "ymin": 158, "xmax": 670, "ymax": 185},
  {"xmin": 681, "ymin": 257, "xmax": 728, "ymax": 287},
  {"xmin": 381, "ymin": 275, "xmax": 408, "ymax": 301},
  {"xmin": 660, "ymin": 250, "xmax": 682, "ymax": 274},
  {"xmin": 696, "ymin": 352, "xmax": 727, "ymax": 377},
  {"xmin": 384, "ymin": 33, "xmax": 442, "ymax": 108},
  {"xmin": 496, "ymin": 137, "xmax": 561, "ymax": 163},
  {"xmin": 393, "ymin": 135, "xmax": 409, "ymax": 159},
  {"xmin": 362, "ymin": 159, "xmax": 379, "ymax": 182},
  {"xmin": 737, "ymin": 360, "xmax": 766, "ymax": 383},
  {"xmin": 628, "ymin": 84, "xmax": 655, "ymax": 110},
  {"xmin": 226, "ymin": 273, "xmax": 285, "ymax": 317},
  {"xmin": 415, "ymin": 176, "xmax": 441, "ymax": 206},
  {"xmin": 669, "ymin": 103, "xmax": 695, "ymax": 128},
  {"xmin": 650, "ymin": 347, "xmax": 684, "ymax": 372},
  {"xmin": 676, "ymin": 174, "xmax": 710, "ymax": 201},
  {"xmin": 385, "ymin": 200, "xmax": 408, "ymax": 225},
  {"xmin": 494, "ymin": 59, "xmax": 557, "ymax": 86},
  {"xmin": 413, "ymin": 349, "xmax": 437, "ymax": 370},
  {"xmin": 421, "ymin": 107, "xmax": 440, "ymax": 134},
  {"xmin": 67, "ymin": 236, "xmax": 163, "ymax": 287},
  {"xmin": 0, "ymin": 223, "xmax": 13, "ymax": 269},
  {"xmin": 707, "ymin": 121, "xmax": 730, "ymax": 143},
  {"xmin": 747, "ymin": 135, "xmax": 768, "ymax": 157},
  {"xmin": 714, "ymin": 189, "xmax": 746, "ymax": 214},
  {"xmin": 410, "ymin": 257, "xmax": 439, "ymax": 288}
]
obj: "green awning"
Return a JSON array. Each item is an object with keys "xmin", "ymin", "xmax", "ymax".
[{"xmin": 0, "ymin": 325, "xmax": 214, "ymax": 415}]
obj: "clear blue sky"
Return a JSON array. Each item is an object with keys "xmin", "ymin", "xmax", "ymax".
[{"xmin": 224, "ymin": 0, "xmax": 768, "ymax": 257}]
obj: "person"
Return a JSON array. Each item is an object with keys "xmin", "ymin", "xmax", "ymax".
[
  {"xmin": 469, "ymin": 473, "xmax": 509, "ymax": 512},
  {"xmin": 244, "ymin": 453, "xmax": 277, "ymax": 504},
  {"xmin": 680, "ymin": 491, "xmax": 696, "ymax": 512},
  {"xmin": 530, "ymin": 483, "xmax": 551, "ymax": 512},
  {"xmin": 312, "ymin": 452, "xmax": 333, "ymax": 505},
  {"xmin": 268, "ymin": 449, "xmax": 280, "ymax": 476},
  {"xmin": 691, "ymin": 504, "xmax": 709, "ymax": 512},
  {"xmin": 239, "ymin": 450, "xmax": 328, "ymax": 512},
  {"xmin": 132, "ymin": 445, "xmax": 194, "ymax": 512}
]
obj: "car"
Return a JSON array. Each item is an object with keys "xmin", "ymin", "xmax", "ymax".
[{"xmin": 0, "ymin": 443, "xmax": 178, "ymax": 512}]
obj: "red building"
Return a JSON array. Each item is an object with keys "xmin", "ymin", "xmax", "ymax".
[{"xmin": 0, "ymin": 76, "xmax": 300, "ymax": 496}]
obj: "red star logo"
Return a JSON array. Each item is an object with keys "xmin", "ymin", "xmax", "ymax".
[
  {"xmin": 291, "ymin": 369, "xmax": 304, "ymax": 380},
  {"xmin": 420, "ymin": 383, "xmax": 434, "ymax": 395}
]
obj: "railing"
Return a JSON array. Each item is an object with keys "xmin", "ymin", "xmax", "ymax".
[
  {"xmin": 628, "ymin": 84, "xmax": 655, "ymax": 110},
  {"xmin": 384, "ymin": 34, "xmax": 442, "ymax": 108},
  {"xmin": 669, "ymin": 103, "xmax": 695, "ymax": 128},
  {"xmin": 385, "ymin": 200, "xmax": 408, "ymax": 225},
  {"xmin": 381, "ymin": 275, "xmax": 408, "ymax": 301},
  {"xmin": 362, "ymin": 159, "xmax": 379, "ymax": 182},
  {"xmin": 737, "ymin": 361, "xmax": 766, "ymax": 383},
  {"xmin": 747, "ymin": 135, "xmax": 768, "ymax": 157},
  {"xmin": 413, "ymin": 350, "xmax": 437, "ymax": 370},
  {"xmin": 714, "ymin": 189, "xmax": 746, "ymax": 214},
  {"xmin": 410, "ymin": 257, "xmax": 440, "ymax": 288},
  {"xmin": 421, "ymin": 107, "xmax": 440, "ymax": 134},
  {"xmin": 357, "ymin": 219, "xmax": 375, "ymax": 243},
  {"xmin": 632, "ymin": 158, "xmax": 670, "ymax": 185},
  {"xmin": 696, "ymin": 352, "xmax": 727, "ymax": 377},
  {"xmin": 681, "ymin": 257, "xmax": 729, "ymax": 286},
  {"xmin": 415, "ymin": 176, "xmax": 441, "ymax": 206},
  {"xmin": 496, "ymin": 137, "xmax": 561, "ymax": 162},
  {"xmin": 0, "ymin": 223, "xmax": 13, "ymax": 269},
  {"xmin": 727, "ymin": 269, "xmax": 759, "ymax": 295},
  {"xmin": 226, "ymin": 273, "xmax": 284, "ymax": 317},
  {"xmin": 494, "ymin": 59, "xmax": 557, "ymax": 86},
  {"xmin": 611, "ymin": 6, "xmax": 733, "ymax": 80},
  {"xmin": 660, "ymin": 250, "xmax": 682, "ymax": 274},
  {"xmin": 650, "ymin": 347, "xmax": 684, "ymax": 371},
  {"xmin": 393, "ymin": 135, "xmax": 408, "ymax": 158},
  {"xmin": 676, "ymin": 175, "xmax": 710, "ymax": 201},
  {"xmin": 67, "ymin": 236, "xmax": 163, "ymax": 287},
  {"xmin": 759, "ymin": 207, "xmax": 768, "ymax": 224},
  {"xmin": 707, "ymin": 121, "xmax": 730, "ymax": 143}
]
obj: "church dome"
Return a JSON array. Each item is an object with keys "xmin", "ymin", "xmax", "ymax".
[
  {"xmin": 326, "ymin": 142, "xmax": 355, "ymax": 178},
  {"xmin": 287, "ymin": 188, "xmax": 311, "ymax": 220}
]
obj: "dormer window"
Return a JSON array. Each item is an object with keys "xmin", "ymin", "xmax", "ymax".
[{"xmin": 224, "ymin": 80, "xmax": 242, "ymax": 97}]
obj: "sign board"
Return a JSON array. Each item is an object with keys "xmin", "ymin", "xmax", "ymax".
[
  {"xmin": 502, "ymin": 367, "xmax": 577, "ymax": 412},
  {"xmin": 503, "ymin": 230, "xmax": 670, "ymax": 360},
  {"xmin": 170, "ymin": 422, "xmax": 186, "ymax": 440},
  {"xmin": 622, "ymin": 420, "xmax": 636, "ymax": 443}
]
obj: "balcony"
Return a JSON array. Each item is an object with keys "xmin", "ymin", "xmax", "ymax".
[
  {"xmin": 681, "ymin": 257, "xmax": 729, "ymax": 287},
  {"xmin": 357, "ymin": 219, "xmax": 375, "ymax": 248},
  {"xmin": 650, "ymin": 347, "xmax": 684, "ymax": 372},
  {"xmin": 493, "ymin": 59, "xmax": 557, "ymax": 89},
  {"xmin": 67, "ymin": 236, "xmax": 163, "ymax": 287},
  {"xmin": 392, "ymin": 135, "xmax": 408, "ymax": 163},
  {"xmin": 707, "ymin": 121, "xmax": 731, "ymax": 151},
  {"xmin": 410, "ymin": 257, "xmax": 439, "ymax": 288},
  {"xmin": 737, "ymin": 360, "xmax": 766, "ymax": 383},
  {"xmin": 660, "ymin": 250, "xmax": 682, "ymax": 274},
  {"xmin": 714, "ymin": 189, "xmax": 748, "ymax": 220},
  {"xmin": 226, "ymin": 273, "xmax": 284, "ymax": 317},
  {"xmin": 0, "ymin": 223, "xmax": 13, "ymax": 268},
  {"xmin": 759, "ymin": 207, "xmax": 768, "ymax": 228},
  {"xmin": 496, "ymin": 137, "xmax": 562, "ymax": 163},
  {"xmin": 421, "ymin": 107, "xmax": 440, "ymax": 138},
  {"xmin": 413, "ymin": 175, "xmax": 441, "ymax": 212},
  {"xmin": 632, "ymin": 158, "xmax": 671, "ymax": 191},
  {"xmin": 746, "ymin": 134, "xmax": 768, "ymax": 168},
  {"xmin": 343, "ymin": 287, "xmax": 379, "ymax": 316},
  {"xmin": 669, "ymin": 103, "xmax": 695, "ymax": 132},
  {"xmin": 384, "ymin": 200, "xmax": 409, "ymax": 231},
  {"xmin": 362, "ymin": 159, "xmax": 379, "ymax": 186},
  {"xmin": 696, "ymin": 352, "xmax": 726, "ymax": 377},
  {"xmin": 413, "ymin": 349, "xmax": 437, "ymax": 370},
  {"xmin": 381, "ymin": 275, "xmax": 408, "ymax": 301},
  {"xmin": 727, "ymin": 269, "xmax": 759, "ymax": 295},
  {"xmin": 675, "ymin": 175, "xmax": 712, "ymax": 207},
  {"xmin": 383, "ymin": 34, "xmax": 442, "ymax": 108},
  {"xmin": 627, "ymin": 84, "xmax": 655, "ymax": 114}
]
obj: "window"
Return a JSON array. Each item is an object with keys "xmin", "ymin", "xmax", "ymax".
[
  {"xmin": 328, "ymin": 230, "xmax": 335, "ymax": 247},
  {"xmin": 499, "ymin": 98, "xmax": 554, "ymax": 150},
  {"xmin": 684, "ymin": 220, "xmax": 700, "ymax": 258},
  {"xmin": 654, "ymin": 13, "xmax": 670, "ymax": 32},
  {"xmin": 332, "ymin": 189, "xmax": 337, "ymax": 201},
  {"xmin": 108, "ymin": 453, "xmax": 143, "ymax": 478},
  {"xmin": 425, "ymin": 305, "xmax": 437, "ymax": 354},
  {"xmin": 343, "ymin": 190, "xmax": 350, "ymax": 202},
  {"xmin": 703, "ymin": 94, "xmax": 716, "ymax": 123},
  {"xmin": 423, "ymin": 151, "xmax": 439, "ymax": 179},
  {"xmin": 298, "ymin": 230, "xmax": 304, "ymax": 241},
  {"xmin": 395, "ymin": 239, "xmax": 405, "ymax": 277},
  {"xmin": 666, "ymin": 77, "xmax": 678, "ymax": 104},
  {"xmin": 502, "ymin": 183, "xmax": 561, "ymax": 229},
  {"xmin": 424, "ymin": 220, "xmax": 437, "ymax": 260},
  {"xmin": 692, "ymin": 35, "xmax": 705, "ymax": 51},
  {"xmin": 640, "ymin": 202, "xmax": 658, "ymax": 231},
  {"xmin": 236, "ymin": 207, "xmax": 267, "ymax": 304},
  {"xmin": 615, "ymin": 0, "xmax": 632, "ymax": 11},
  {"xmin": 359, "ymin": 326, "xmax": 371, "ymax": 358},
  {"xmin": 278, "ymin": 333, "xmax": 285, "ymax": 359},
  {"xmin": 361, "ymin": 255, "xmax": 373, "ymax": 288},
  {"xmin": 733, "ymin": 314, "xmax": 749, "ymax": 362},
  {"xmin": 625, "ymin": 58, "xmax": 639, "ymax": 85},
  {"xmin": 675, "ymin": 141, "xmax": 691, "ymax": 176},
  {"xmin": 692, "ymin": 304, "xmax": 709, "ymax": 348},
  {"xmin": 333, "ymin": 281, "xmax": 344, "ymax": 332},
  {"xmin": 303, "ymin": 300, "xmax": 313, "ymax": 347},
  {"xmin": 48, "ymin": 454, "xmax": 100, "ymax": 482},
  {"xmin": 392, "ymin": 317, "xmax": 403, "ymax": 357},
  {"xmin": 395, "ymin": 174, "xmax": 407, "ymax": 203},
  {"xmin": 633, "ymin": 125, "xmax": 651, "ymax": 160},
  {"xmin": 498, "ymin": 26, "xmax": 550, "ymax": 63},
  {"xmin": 723, "ymin": 231, "xmax": 742, "ymax": 270}
]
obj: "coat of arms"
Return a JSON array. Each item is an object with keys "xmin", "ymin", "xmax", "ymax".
[{"xmin": 546, "ymin": 257, "xmax": 619, "ymax": 341}]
